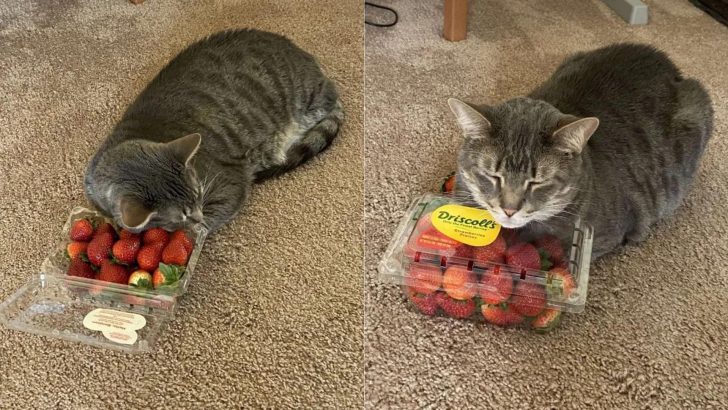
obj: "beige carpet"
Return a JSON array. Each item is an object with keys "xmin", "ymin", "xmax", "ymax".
[
  {"xmin": 0, "ymin": 1, "xmax": 362, "ymax": 408},
  {"xmin": 365, "ymin": 1, "xmax": 728, "ymax": 408}
]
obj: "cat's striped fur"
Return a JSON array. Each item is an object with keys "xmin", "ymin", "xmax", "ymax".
[
  {"xmin": 85, "ymin": 29, "xmax": 343, "ymax": 233},
  {"xmin": 450, "ymin": 43, "xmax": 712, "ymax": 258}
]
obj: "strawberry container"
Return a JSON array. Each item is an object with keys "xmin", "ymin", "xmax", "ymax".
[
  {"xmin": 378, "ymin": 193, "xmax": 594, "ymax": 332},
  {"xmin": 0, "ymin": 207, "xmax": 207, "ymax": 353}
]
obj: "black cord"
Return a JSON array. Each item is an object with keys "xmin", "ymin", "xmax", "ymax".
[{"xmin": 365, "ymin": 2, "xmax": 399, "ymax": 27}]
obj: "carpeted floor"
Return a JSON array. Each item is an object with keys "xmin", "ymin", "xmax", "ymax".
[
  {"xmin": 365, "ymin": 1, "xmax": 727, "ymax": 408},
  {"xmin": 0, "ymin": 1, "xmax": 362, "ymax": 408}
]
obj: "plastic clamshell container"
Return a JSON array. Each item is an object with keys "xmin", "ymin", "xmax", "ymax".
[
  {"xmin": 379, "ymin": 193, "xmax": 594, "ymax": 330},
  {"xmin": 0, "ymin": 207, "xmax": 207, "ymax": 353}
]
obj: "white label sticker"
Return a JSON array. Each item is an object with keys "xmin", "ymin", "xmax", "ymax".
[{"xmin": 82, "ymin": 308, "xmax": 146, "ymax": 345}]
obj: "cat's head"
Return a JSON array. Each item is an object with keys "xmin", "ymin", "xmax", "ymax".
[
  {"xmin": 448, "ymin": 98, "xmax": 599, "ymax": 229},
  {"xmin": 96, "ymin": 133, "xmax": 206, "ymax": 233}
]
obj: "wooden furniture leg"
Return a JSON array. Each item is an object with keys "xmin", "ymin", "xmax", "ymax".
[{"xmin": 444, "ymin": 0, "xmax": 469, "ymax": 41}]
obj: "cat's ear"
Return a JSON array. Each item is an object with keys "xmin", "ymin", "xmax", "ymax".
[
  {"xmin": 447, "ymin": 98, "xmax": 492, "ymax": 139},
  {"xmin": 119, "ymin": 196, "xmax": 157, "ymax": 230},
  {"xmin": 167, "ymin": 133, "xmax": 201, "ymax": 167},
  {"xmin": 551, "ymin": 116, "xmax": 599, "ymax": 154}
]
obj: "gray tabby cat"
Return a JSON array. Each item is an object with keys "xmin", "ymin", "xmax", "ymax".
[
  {"xmin": 448, "ymin": 43, "xmax": 712, "ymax": 258},
  {"xmin": 85, "ymin": 29, "xmax": 343, "ymax": 234}
]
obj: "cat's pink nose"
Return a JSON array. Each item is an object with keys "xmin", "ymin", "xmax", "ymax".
[{"xmin": 503, "ymin": 208, "xmax": 517, "ymax": 217}]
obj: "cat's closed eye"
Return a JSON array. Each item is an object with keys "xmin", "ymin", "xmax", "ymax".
[
  {"xmin": 525, "ymin": 180, "xmax": 544, "ymax": 190},
  {"xmin": 480, "ymin": 171, "xmax": 502, "ymax": 188}
]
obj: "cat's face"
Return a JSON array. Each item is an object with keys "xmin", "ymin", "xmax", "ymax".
[
  {"xmin": 103, "ymin": 134, "xmax": 206, "ymax": 233},
  {"xmin": 448, "ymin": 98, "xmax": 598, "ymax": 228}
]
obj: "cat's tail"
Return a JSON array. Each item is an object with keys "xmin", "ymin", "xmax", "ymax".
[
  {"xmin": 299, "ymin": 97, "xmax": 344, "ymax": 154},
  {"xmin": 254, "ymin": 98, "xmax": 344, "ymax": 181}
]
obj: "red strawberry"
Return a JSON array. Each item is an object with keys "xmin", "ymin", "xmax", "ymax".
[
  {"xmin": 413, "ymin": 212, "xmax": 435, "ymax": 233},
  {"xmin": 162, "ymin": 241, "xmax": 189, "ymax": 266},
  {"xmin": 152, "ymin": 263, "xmax": 183, "ymax": 288},
  {"xmin": 435, "ymin": 292, "xmax": 475, "ymax": 319},
  {"xmin": 481, "ymin": 303, "xmax": 524, "ymax": 326},
  {"xmin": 112, "ymin": 238, "xmax": 141, "ymax": 264},
  {"xmin": 170, "ymin": 230, "xmax": 193, "ymax": 254},
  {"xmin": 413, "ymin": 226, "xmax": 461, "ymax": 257},
  {"xmin": 69, "ymin": 219, "xmax": 94, "ymax": 241},
  {"xmin": 66, "ymin": 241, "xmax": 88, "ymax": 260},
  {"xmin": 453, "ymin": 244, "xmax": 473, "ymax": 259},
  {"xmin": 143, "ymin": 228, "xmax": 169, "ymax": 245},
  {"xmin": 510, "ymin": 282, "xmax": 547, "ymax": 317},
  {"xmin": 507, "ymin": 307, "xmax": 525, "ymax": 325},
  {"xmin": 86, "ymin": 232, "xmax": 114, "ymax": 266},
  {"xmin": 119, "ymin": 229, "xmax": 141, "ymax": 241},
  {"xmin": 406, "ymin": 213, "xmax": 462, "ymax": 257},
  {"xmin": 405, "ymin": 264, "xmax": 443, "ymax": 295},
  {"xmin": 407, "ymin": 289, "xmax": 438, "ymax": 316},
  {"xmin": 534, "ymin": 234, "xmax": 565, "ymax": 264},
  {"xmin": 472, "ymin": 235, "xmax": 506, "ymax": 264},
  {"xmin": 547, "ymin": 267, "xmax": 576, "ymax": 299},
  {"xmin": 531, "ymin": 308, "xmax": 562, "ymax": 333},
  {"xmin": 442, "ymin": 266, "xmax": 477, "ymax": 300},
  {"xmin": 441, "ymin": 173, "xmax": 457, "ymax": 194},
  {"xmin": 98, "ymin": 260, "xmax": 129, "ymax": 284},
  {"xmin": 137, "ymin": 242, "xmax": 165, "ymax": 271},
  {"xmin": 479, "ymin": 268, "xmax": 513, "ymax": 305},
  {"xmin": 67, "ymin": 257, "xmax": 96, "ymax": 279},
  {"xmin": 505, "ymin": 242, "xmax": 541, "ymax": 271},
  {"xmin": 94, "ymin": 222, "xmax": 117, "ymax": 239}
]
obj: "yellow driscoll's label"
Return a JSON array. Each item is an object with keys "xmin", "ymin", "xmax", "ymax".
[{"xmin": 430, "ymin": 204, "xmax": 501, "ymax": 246}]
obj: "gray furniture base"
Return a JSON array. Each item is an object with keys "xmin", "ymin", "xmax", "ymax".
[{"xmin": 603, "ymin": 0, "xmax": 649, "ymax": 25}]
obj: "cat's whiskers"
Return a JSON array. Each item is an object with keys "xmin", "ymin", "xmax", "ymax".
[
  {"xmin": 450, "ymin": 191, "xmax": 486, "ymax": 209},
  {"xmin": 200, "ymin": 171, "xmax": 223, "ymax": 206}
]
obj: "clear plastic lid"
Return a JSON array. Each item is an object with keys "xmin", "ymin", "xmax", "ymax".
[
  {"xmin": 379, "ymin": 193, "xmax": 594, "ymax": 313},
  {"xmin": 0, "ymin": 274, "xmax": 175, "ymax": 353},
  {"xmin": 0, "ymin": 206, "xmax": 208, "ymax": 352}
]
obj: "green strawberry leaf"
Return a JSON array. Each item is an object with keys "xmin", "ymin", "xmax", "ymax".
[
  {"xmin": 172, "ymin": 264, "xmax": 186, "ymax": 278},
  {"xmin": 537, "ymin": 247, "xmax": 551, "ymax": 261},
  {"xmin": 131, "ymin": 278, "xmax": 152, "ymax": 289},
  {"xmin": 538, "ymin": 248, "xmax": 553, "ymax": 271},
  {"xmin": 158, "ymin": 263, "xmax": 183, "ymax": 284}
]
